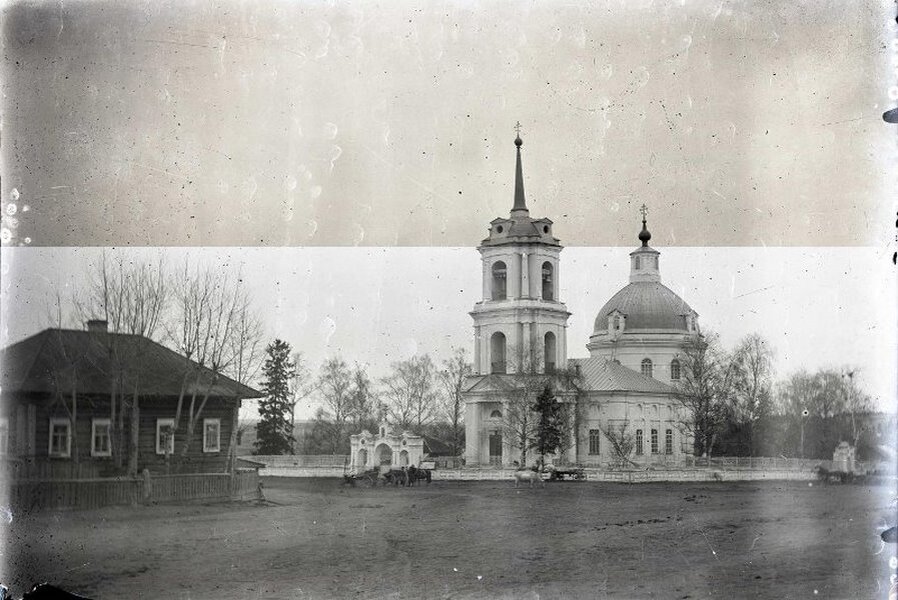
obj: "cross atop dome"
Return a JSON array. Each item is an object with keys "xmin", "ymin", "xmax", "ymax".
[{"xmin": 638, "ymin": 203, "xmax": 652, "ymax": 247}]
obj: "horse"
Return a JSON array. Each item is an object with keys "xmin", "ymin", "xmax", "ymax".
[
  {"xmin": 514, "ymin": 469, "xmax": 544, "ymax": 488},
  {"xmin": 407, "ymin": 465, "xmax": 432, "ymax": 486},
  {"xmin": 383, "ymin": 468, "xmax": 408, "ymax": 486}
]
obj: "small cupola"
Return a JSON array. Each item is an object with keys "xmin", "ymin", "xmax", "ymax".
[{"xmin": 629, "ymin": 204, "xmax": 661, "ymax": 283}]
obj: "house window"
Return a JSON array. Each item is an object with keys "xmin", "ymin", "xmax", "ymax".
[
  {"xmin": 156, "ymin": 418, "xmax": 175, "ymax": 455},
  {"xmin": 588, "ymin": 429, "xmax": 601, "ymax": 455},
  {"xmin": 91, "ymin": 418, "xmax": 112, "ymax": 457},
  {"xmin": 641, "ymin": 359, "xmax": 653, "ymax": 378},
  {"xmin": 49, "ymin": 418, "xmax": 71, "ymax": 458},
  {"xmin": 491, "ymin": 261, "xmax": 507, "ymax": 300},
  {"xmin": 670, "ymin": 359, "xmax": 681, "ymax": 381},
  {"xmin": 0, "ymin": 417, "xmax": 8, "ymax": 456},
  {"xmin": 541, "ymin": 261, "xmax": 554, "ymax": 301},
  {"xmin": 203, "ymin": 419, "xmax": 221, "ymax": 453},
  {"xmin": 635, "ymin": 429, "xmax": 644, "ymax": 455},
  {"xmin": 651, "ymin": 429, "xmax": 659, "ymax": 454},
  {"xmin": 665, "ymin": 429, "xmax": 673, "ymax": 455}
]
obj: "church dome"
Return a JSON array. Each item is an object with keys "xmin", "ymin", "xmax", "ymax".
[{"xmin": 593, "ymin": 281, "xmax": 694, "ymax": 333}]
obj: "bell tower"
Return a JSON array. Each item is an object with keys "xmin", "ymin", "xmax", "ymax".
[
  {"xmin": 463, "ymin": 124, "xmax": 571, "ymax": 467},
  {"xmin": 469, "ymin": 125, "xmax": 570, "ymax": 376}
]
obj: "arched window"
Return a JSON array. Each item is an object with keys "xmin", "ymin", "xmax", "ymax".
[
  {"xmin": 490, "ymin": 332, "xmax": 506, "ymax": 374},
  {"xmin": 641, "ymin": 358, "xmax": 653, "ymax": 378},
  {"xmin": 670, "ymin": 359, "xmax": 681, "ymax": 381},
  {"xmin": 651, "ymin": 429, "xmax": 659, "ymax": 454},
  {"xmin": 544, "ymin": 332, "xmax": 556, "ymax": 374},
  {"xmin": 541, "ymin": 261, "xmax": 554, "ymax": 301},
  {"xmin": 665, "ymin": 429, "xmax": 673, "ymax": 455},
  {"xmin": 635, "ymin": 429, "xmax": 644, "ymax": 455},
  {"xmin": 491, "ymin": 261, "xmax": 507, "ymax": 300},
  {"xmin": 490, "ymin": 409, "xmax": 503, "ymax": 419}
]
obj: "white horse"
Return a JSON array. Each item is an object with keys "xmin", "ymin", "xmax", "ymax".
[{"xmin": 514, "ymin": 469, "xmax": 544, "ymax": 488}]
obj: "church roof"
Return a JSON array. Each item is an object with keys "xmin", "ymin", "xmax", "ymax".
[
  {"xmin": 568, "ymin": 357, "xmax": 675, "ymax": 394},
  {"xmin": 593, "ymin": 281, "xmax": 695, "ymax": 332}
]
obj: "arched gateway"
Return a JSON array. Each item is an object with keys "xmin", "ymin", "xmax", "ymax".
[{"xmin": 349, "ymin": 423, "xmax": 424, "ymax": 471}]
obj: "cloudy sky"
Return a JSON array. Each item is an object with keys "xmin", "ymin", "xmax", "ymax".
[{"xmin": 1, "ymin": 1, "xmax": 895, "ymax": 417}]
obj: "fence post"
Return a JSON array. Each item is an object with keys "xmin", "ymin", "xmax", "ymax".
[{"xmin": 141, "ymin": 468, "xmax": 152, "ymax": 504}]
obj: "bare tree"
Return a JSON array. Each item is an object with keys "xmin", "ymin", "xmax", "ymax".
[
  {"xmin": 167, "ymin": 260, "xmax": 261, "ymax": 468},
  {"xmin": 439, "ymin": 347, "xmax": 472, "ymax": 456},
  {"xmin": 499, "ymin": 342, "xmax": 551, "ymax": 467},
  {"xmin": 285, "ymin": 352, "xmax": 318, "ymax": 454},
  {"xmin": 73, "ymin": 251, "xmax": 168, "ymax": 474},
  {"xmin": 348, "ymin": 363, "xmax": 379, "ymax": 432},
  {"xmin": 316, "ymin": 357, "xmax": 354, "ymax": 453},
  {"xmin": 381, "ymin": 354, "xmax": 439, "ymax": 433},
  {"xmin": 675, "ymin": 331, "xmax": 738, "ymax": 459},
  {"xmin": 730, "ymin": 334, "xmax": 775, "ymax": 456},
  {"xmin": 224, "ymin": 292, "xmax": 265, "ymax": 471},
  {"xmin": 599, "ymin": 419, "xmax": 637, "ymax": 468}
]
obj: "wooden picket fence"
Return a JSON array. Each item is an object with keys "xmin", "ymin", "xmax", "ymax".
[{"xmin": 7, "ymin": 468, "xmax": 262, "ymax": 511}]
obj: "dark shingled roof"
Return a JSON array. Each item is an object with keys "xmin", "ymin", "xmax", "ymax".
[
  {"xmin": 1, "ymin": 329, "xmax": 262, "ymax": 399},
  {"xmin": 593, "ymin": 281, "xmax": 695, "ymax": 332},
  {"xmin": 568, "ymin": 357, "xmax": 675, "ymax": 394}
]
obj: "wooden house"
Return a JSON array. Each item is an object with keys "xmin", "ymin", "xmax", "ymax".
[{"xmin": 0, "ymin": 321, "xmax": 262, "ymax": 479}]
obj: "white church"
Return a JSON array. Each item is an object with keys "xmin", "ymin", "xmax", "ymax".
[{"xmin": 462, "ymin": 130, "xmax": 697, "ymax": 468}]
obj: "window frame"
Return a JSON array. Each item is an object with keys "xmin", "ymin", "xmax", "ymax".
[
  {"xmin": 651, "ymin": 429, "xmax": 659, "ymax": 454},
  {"xmin": 203, "ymin": 418, "xmax": 221, "ymax": 453},
  {"xmin": 635, "ymin": 429, "xmax": 644, "ymax": 455},
  {"xmin": 665, "ymin": 429, "xmax": 673, "ymax": 455},
  {"xmin": 48, "ymin": 417, "xmax": 72, "ymax": 458},
  {"xmin": 670, "ymin": 359, "xmax": 681, "ymax": 381},
  {"xmin": 541, "ymin": 261, "xmax": 554, "ymax": 301},
  {"xmin": 588, "ymin": 429, "xmax": 601, "ymax": 456},
  {"xmin": 641, "ymin": 358, "xmax": 653, "ymax": 378},
  {"xmin": 156, "ymin": 418, "xmax": 175, "ymax": 455},
  {"xmin": 91, "ymin": 418, "xmax": 112, "ymax": 457}
]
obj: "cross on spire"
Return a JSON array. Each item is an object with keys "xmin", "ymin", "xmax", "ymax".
[
  {"xmin": 514, "ymin": 121, "xmax": 522, "ymax": 137},
  {"xmin": 639, "ymin": 203, "xmax": 649, "ymax": 222}
]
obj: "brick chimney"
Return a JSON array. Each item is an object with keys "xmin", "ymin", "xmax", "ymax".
[{"xmin": 86, "ymin": 319, "xmax": 108, "ymax": 333}]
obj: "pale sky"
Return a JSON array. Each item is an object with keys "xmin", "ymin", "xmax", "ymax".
[
  {"xmin": 1, "ymin": 245, "xmax": 894, "ymax": 418},
  {"xmin": 1, "ymin": 0, "xmax": 895, "ymax": 247}
]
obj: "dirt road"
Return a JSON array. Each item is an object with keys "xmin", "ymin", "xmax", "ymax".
[{"xmin": 3, "ymin": 478, "xmax": 893, "ymax": 599}]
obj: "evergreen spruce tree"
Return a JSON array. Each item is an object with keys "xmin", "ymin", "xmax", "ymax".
[
  {"xmin": 255, "ymin": 339, "xmax": 296, "ymax": 455},
  {"xmin": 532, "ymin": 384, "xmax": 563, "ymax": 468}
]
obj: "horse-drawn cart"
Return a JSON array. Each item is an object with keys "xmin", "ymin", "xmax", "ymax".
[
  {"xmin": 547, "ymin": 466, "xmax": 587, "ymax": 481},
  {"xmin": 342, "ymin": 467, "xmax": 381, "ymax": 487}
]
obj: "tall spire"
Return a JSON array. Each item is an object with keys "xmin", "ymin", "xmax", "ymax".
[{"xmin": 511, "ymin": 121, "xmax": 528, "ymax": 217}]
